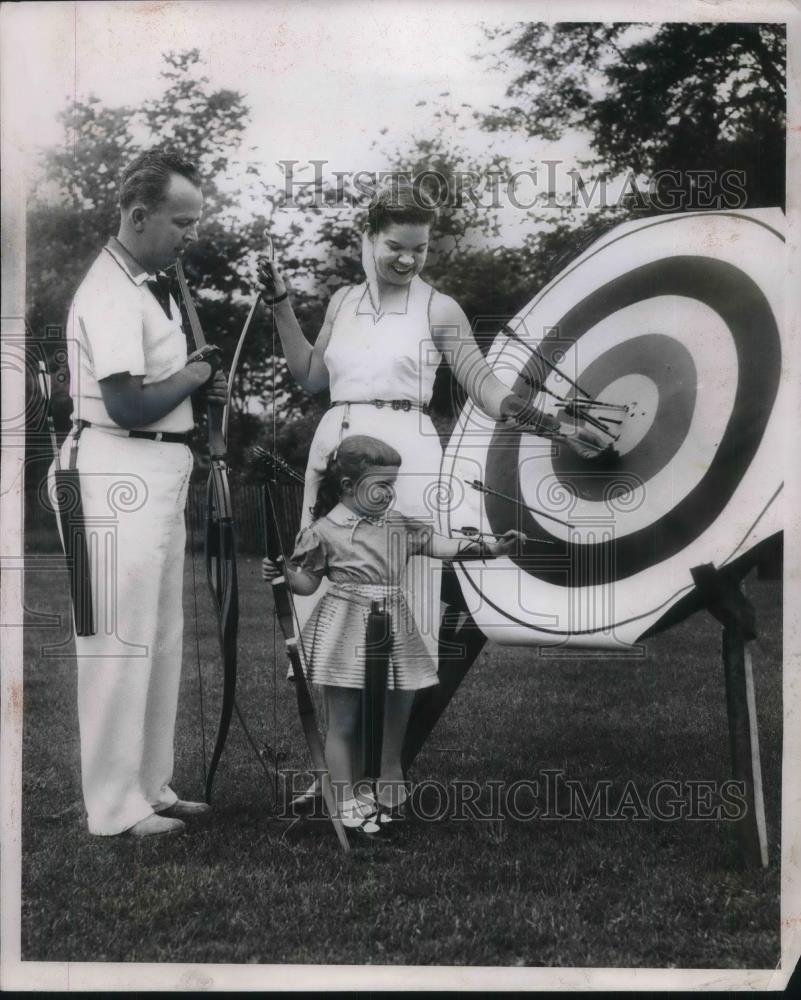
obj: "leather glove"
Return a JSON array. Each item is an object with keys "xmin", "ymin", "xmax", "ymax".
[{"xmin": 186, "ymin": 343, "xmax": 223, "ymax": 375}]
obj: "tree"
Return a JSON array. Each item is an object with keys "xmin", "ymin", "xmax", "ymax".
[
  {"xmin": 482, "ymin": 22, "xmax": 785, "ymax": 209},
  {"xmin": 27, "ymin": 51, "xmax": 279, "ymax": 464}
]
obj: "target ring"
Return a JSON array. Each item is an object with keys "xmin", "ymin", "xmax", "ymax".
[{"xmin": 442, "ymin": 211, "xmax": 785, "ymax": 647}]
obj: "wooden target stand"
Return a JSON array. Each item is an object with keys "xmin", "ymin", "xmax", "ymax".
[
  {"xmin": 690, "ymin": 563, "xmax": 768, "ymax": 868},
  {"xmin": 403, "ymin": 560, "xmax": 770, "ymax": 869}
]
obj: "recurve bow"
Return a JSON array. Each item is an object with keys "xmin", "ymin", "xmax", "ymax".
[
  {"xmin": 259, "ymin": 450, "xmax": 351, "ymax": 854},
  {"xmin": 175, "ymin": 258, "xmax": 239, "ymax": 804}
]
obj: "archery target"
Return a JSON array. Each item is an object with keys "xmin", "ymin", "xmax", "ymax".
[{"xmin": 441, "ymin": 210, "xmax": 785, "ymax": 649}]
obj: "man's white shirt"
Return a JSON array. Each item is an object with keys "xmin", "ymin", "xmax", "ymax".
[{"xmin": 66, "ymin": 237, "xmax": 193, "ymax": 432}]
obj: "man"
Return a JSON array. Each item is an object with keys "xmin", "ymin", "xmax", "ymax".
[{"xmin": 58, "ymin": 148, "xmax": 225, "ymax": 837}]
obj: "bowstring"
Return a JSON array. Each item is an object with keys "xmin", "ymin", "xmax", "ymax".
[
  {"xmin": 233, "ymin": 699, "xmax": 276, "ymax": 806},
  {"xmin": 224, "ymin": 269, "xmax": 278, "ymax": 806},
  {"xmin": 183, "ymin": 263, "xmax": 274, "ymax": 802},
  {"xmin": 271, "ymin": 279, "xmax": 280, "ymax": 807},
  {"xmin": 175, "ymin": 263, "xmax": 209, "ymax": 794}
]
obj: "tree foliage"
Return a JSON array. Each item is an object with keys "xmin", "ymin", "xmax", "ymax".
[
  {"xmin": 27, "ymin": 25, "xmax": 786, "ymax": 483},
  {"xmin": 27, "ymin": 51, "xmax": 277, "ymax": 467},
  {"xmin": 482, "ymin": 22, "xmax": 785, "ymax": 208}
]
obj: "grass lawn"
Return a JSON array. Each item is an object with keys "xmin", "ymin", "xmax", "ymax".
[{"xmin": 21, "ymin": 550, "xmax": 782, "ymax": 967}]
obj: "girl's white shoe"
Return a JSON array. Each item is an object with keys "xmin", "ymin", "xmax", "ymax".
[{"xmin": 340, "ymin": 795, "xmax": 384, "ymax": 837}]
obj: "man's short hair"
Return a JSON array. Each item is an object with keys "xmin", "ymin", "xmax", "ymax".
[{"xmin": 119, "ymin": 148, "xmax": 200, "ymax": 211}]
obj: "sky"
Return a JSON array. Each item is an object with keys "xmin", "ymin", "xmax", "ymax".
[
  {"xmin": 4, "ymin": 0, "xmax": 603, "ymax": 246},
  {"xmin": 11, "ymin": 2, "xmax": 520, "ymax": 180},
  {"xmin": 2, "ymin": 0, "xmax": 792, "ymax": 247}
]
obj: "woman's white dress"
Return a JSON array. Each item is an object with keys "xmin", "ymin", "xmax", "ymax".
[{"xmin": 294, "ymin": 275, "xmax": 445, "ymax": 663}]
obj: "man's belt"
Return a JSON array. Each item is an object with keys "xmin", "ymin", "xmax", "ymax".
[
  {"xmin": 330, "ymin": 399, "xmax": 430, "ymax": 415},
  {"xmin": 74, "ymin": 420, "xmax": 190, "ymax": 444}
]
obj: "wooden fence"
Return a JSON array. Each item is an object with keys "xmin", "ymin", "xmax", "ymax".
[
  {"xmin": 186, "ymin": 481, "xmax": 305, "ymax": 554},
  {"xmin": 26, "ymin": 480, "xmax": 305, "ymax": 556}
]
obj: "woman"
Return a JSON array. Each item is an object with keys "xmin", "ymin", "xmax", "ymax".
[
  {"xmin": 260, "ymin": 176, "xmax": 598, "ymax": 510},
  {"xmin": 259, "ymin": 178, "xmax": 602, "ymax": 800}
]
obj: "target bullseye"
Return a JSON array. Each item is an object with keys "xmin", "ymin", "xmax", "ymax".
[{"xmin": 598, "ymin": 375, "xmax": 656, "ymax": 453}]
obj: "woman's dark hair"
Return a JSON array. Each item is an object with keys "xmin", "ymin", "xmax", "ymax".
[
  {"xmin": 312, "ymin": 435, "xmax": 402, "ymax": 520},
  {"xmin": 119, "ymin": 147, "xmax": 200, "ymax": 211},
  {"xmin": 365, "ymin": 176, "xmax": 438, "ymax": 235}
]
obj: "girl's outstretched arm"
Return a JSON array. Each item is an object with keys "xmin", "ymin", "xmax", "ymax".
[{"xmin": 422, "ymin": 528, "xmax": 526, "ymax": 561}]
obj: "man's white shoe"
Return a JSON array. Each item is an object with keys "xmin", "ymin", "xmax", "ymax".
[{"xmin": 127, "ymin": 814, "xmax": 186, "ymax": 838}]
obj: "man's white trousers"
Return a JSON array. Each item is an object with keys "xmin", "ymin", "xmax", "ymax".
[{"xmin": 51, "ymin": 429, "xmax": 193, "ymax": 834}]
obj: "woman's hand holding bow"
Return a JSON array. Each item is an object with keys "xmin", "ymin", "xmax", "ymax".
[{"xmin": 257, "ymin": 256, "xmax": 289, "ymax": 304}]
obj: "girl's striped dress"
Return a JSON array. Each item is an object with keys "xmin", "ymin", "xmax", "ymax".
[{"xmin": 290, "ymin": 503, "xmax": 439, "ymax": 691}]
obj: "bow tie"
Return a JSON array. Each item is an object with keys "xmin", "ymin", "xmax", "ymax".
[
  {"xmin": 344, "ymin": 512, "xmax": 387, "ymax": 526},
  {"xmin": 146, "ymin": 273, "xmax": 173, "ymax": 319}
]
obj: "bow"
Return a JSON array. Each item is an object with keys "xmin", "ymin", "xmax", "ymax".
[
  {"xmin": 222, "ymin": 288, "xmax": 263, "ymax": 440},
  {"xmin": 175, "ymin": 258, "xmax": 239, "ymax": 804},
  {"xmin": 258, "ymin": 449, "xmax": 351, "ymax": 854}
]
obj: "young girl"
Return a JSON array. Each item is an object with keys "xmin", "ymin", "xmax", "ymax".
[{"xmin": 262, "ymin": 434, "xmax": 523, "ymax": 839}]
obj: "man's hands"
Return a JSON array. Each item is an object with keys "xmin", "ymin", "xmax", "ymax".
[
  {"xmin": 557, "ymin": 421, "xmax": 613, "ymax": 460},
  {"xmin": 185, "ymin": 348, "xmax": 228, "ymax": 405},
  {"xmin": 186, "ymin": 343, "xmax": 222, "ymax": 373},
  {"xmin": 201, "ymin": 370, "xmax": 228, "ymax": 405},
  {"xmin": 551, "ymin": 412, "xmax": 617, "ymax": 462}
]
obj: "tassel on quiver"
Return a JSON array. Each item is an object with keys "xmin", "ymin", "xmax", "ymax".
[
  {"xmin": 362, "ymin": 600, "xmax": 392, "ymax": 780},
  {"xmin": 53, "ymin": 465, "xmax": 95, "ymax": 636},
  {"xmin": 37, "ymin": 361, "xmax": 95, "ymax": 636}
]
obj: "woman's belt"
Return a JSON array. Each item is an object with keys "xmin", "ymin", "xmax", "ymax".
[{"xmin": 330, "ymin": 399, "xmax": 430, "ymax": 415}]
